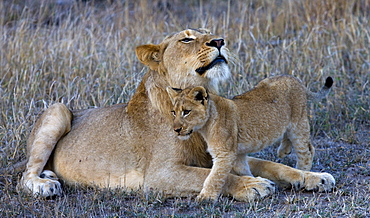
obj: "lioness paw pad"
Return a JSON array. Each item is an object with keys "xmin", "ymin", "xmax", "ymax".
[
  {"xmin": 22, "ymin": 170, "xmax": 62, "ymax": 198},
  {"xmin": 25, "ymin": 178, "xmax": 62, "ymax": 197}
]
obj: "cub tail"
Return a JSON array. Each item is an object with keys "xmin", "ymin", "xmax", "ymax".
[{"xmin": 307, "ymin": 77, "xmax": 333, "ymax": 100}]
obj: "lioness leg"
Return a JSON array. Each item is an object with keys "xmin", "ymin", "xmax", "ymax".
[
  {"xmin": 19, "ymin": 103, "xmax": 72, "ymax": 197},
  {"xmin": 248, "ymin": 157, "xmax": 335, "ymax": 192},
  {"xmin": 144, "ymin": 163, "xmax": 275, "ymax": 202},
  {"xmin": 223, "ymin": 174, "xmax": 275, "ymax": 202}
]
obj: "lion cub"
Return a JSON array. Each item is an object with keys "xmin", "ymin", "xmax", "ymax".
[{"xmin": 166, "ymin": 75, "xmax": 333, "ymax": 201}]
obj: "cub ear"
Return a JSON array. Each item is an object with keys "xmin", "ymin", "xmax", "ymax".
[
  {"xmin": 190, "ymin": 86, "xmax": 208, "ymax": 105},
  {"xmin": 135, "ymin": 44, "xmax": 161, "ymax": 70},
  {"xmin": 166, "ymin": 87, "xmax": 182, "ymax": 104}
]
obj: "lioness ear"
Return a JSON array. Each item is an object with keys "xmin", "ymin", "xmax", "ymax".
[
  {"xmin": 190, "ymin": 86, "xmax": 208, "ymax": 105},
  {"xmin": 166, "ymin": 87, "xmax": 182, "ymax": 104},
  {"xmin": 135, "ymin": 44, "xmax": 161, "ymax": 70}
]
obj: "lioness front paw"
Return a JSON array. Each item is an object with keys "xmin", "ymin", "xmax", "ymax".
[
  {"xmin": 233, "ymin": 176, "xmax": 275, "ymax": 202},
  {"xmin": 302, "ymin": 172, "xmax": 335, "ymax": 192},
  {"xmin": 19, "ymin": 170, "xmax": 62, "ymax": 197}
]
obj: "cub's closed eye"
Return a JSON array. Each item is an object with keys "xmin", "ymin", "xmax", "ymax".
[
  {"xmin": 180, "ymin": 38, "xmax": 194, "ymax": 43},
  {"xmin": 171, "ymin": 111, "xmax": 176, "ymax": 116}
]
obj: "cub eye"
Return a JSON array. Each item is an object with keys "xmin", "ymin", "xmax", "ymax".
[
  {"xmin": 171, "ymin": 111, "xmax": 176, "ymax": 117},
  {"xmin": 183, "ymin": 110, "xmax": 191, "ymax": 116},
  {"xmin": 180, "ymin": 38, "xmax": 194, "ymax": 43}
]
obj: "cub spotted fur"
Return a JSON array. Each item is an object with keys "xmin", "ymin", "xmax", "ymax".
[{"xmin": 167, "ymin": 75, "xmax": 333, "ymax": 201}]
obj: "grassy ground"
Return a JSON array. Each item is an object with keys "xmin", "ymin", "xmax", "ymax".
[{"xmin": 0, "ymin": 0, "xmax": 369, "ymax": 217}]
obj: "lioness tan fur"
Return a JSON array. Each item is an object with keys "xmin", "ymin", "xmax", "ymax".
[
  {"xmin": 166, "ymin": 75, "xmax": 333, "ymax": 201},
  {"xmin": 19, "ymin": 29, "xmax": 335, "ymax": 202}
]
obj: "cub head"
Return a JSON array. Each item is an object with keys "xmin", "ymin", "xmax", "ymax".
[
  {"xmin": 166, "ymin": 86, "xmax": 209, "ymax": 140},
  {"xmin": 136, "ymin": 29, "xmax": 232, "ymax": 93}
]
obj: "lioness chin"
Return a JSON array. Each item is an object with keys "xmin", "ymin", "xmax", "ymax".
[
  {"xmin": 18, "ymin": 29, "xmax": 335, "ymax": 202},
  {"xmin": 167, "ymin": 75, "xmax": 333, "ymax": 201}
]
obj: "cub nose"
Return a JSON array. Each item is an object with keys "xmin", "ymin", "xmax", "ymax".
[
  {"xmin": 174, "ymin": 127, "xmax": 182, "ymax": 133},
  {"xmin": 206, "ymin": 39, "xmax": 225, "ymax": 50}
]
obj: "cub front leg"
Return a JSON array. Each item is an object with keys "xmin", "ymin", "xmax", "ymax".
[
  {"xmin": 18, "ymin": 103, "xmax": 72, "ymax": 197},
  {"xmin": 196, "ymin": 153, "xmax": 236, "ymax": 202},
  {"xmin": 197, "ymin": 132, "xmax": 239, "ymax": 202}
]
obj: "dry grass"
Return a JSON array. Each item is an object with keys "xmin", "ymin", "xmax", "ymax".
[{"xmin": 0, "ymin": 0, "xmax": 369, "ymax": 217}]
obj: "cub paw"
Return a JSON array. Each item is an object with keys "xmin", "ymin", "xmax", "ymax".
[
  {"xmin": 234, "ymin": 177, "xmax": 275, "ymax": 202},
  {"xmin": 19, "ymin": 170, "xmax": 62, "ymax": 197},
  {"xmin": 277, "ymin": 143, "xmax": 292, "ymax": 159},
  {"xmin": 303, "ymin": 172, "xmax": 335, "ymax": 192}
]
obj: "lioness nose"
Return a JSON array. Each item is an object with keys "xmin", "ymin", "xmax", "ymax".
[
  {"xmin": 206, "ymin": 39, "xmax": 225, "ymax": 50},
  {"xmin": 174, "ymin": 127, "xmax": 182, "ymax": 133}
]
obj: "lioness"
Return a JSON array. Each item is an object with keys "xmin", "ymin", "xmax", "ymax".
[
  {"xmin": 19, "ymin": 29, "xmax": 335, "ymax": 202},
  {"xmin": 166, "ymin": 75, "xmax": 333, "ymax": 201}
]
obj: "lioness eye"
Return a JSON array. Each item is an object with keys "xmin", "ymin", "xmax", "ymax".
[
  {"xmin": 171, "ymin": 111, "xmax": 176, "ymax": 117},
  {"xmin": 183, "ymin": 110, "xmax": 191, "ymax": 116},
  {"xmin": 181, "ymin": 38, "xmax": 194, "ymax": 43}
]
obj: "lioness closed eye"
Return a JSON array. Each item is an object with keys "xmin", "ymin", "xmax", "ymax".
[{"xmin": 167, "ymin": 75, "xmax": 333, "ymax": 202}]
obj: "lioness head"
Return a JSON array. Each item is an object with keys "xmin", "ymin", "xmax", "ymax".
[
  {"xmin": 166, "ymin": 86, "xmax": 209, "ymax": 140},
  {"xmin": 136, "ymin": 29, "xmax": 231, "ymax": 93}
]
